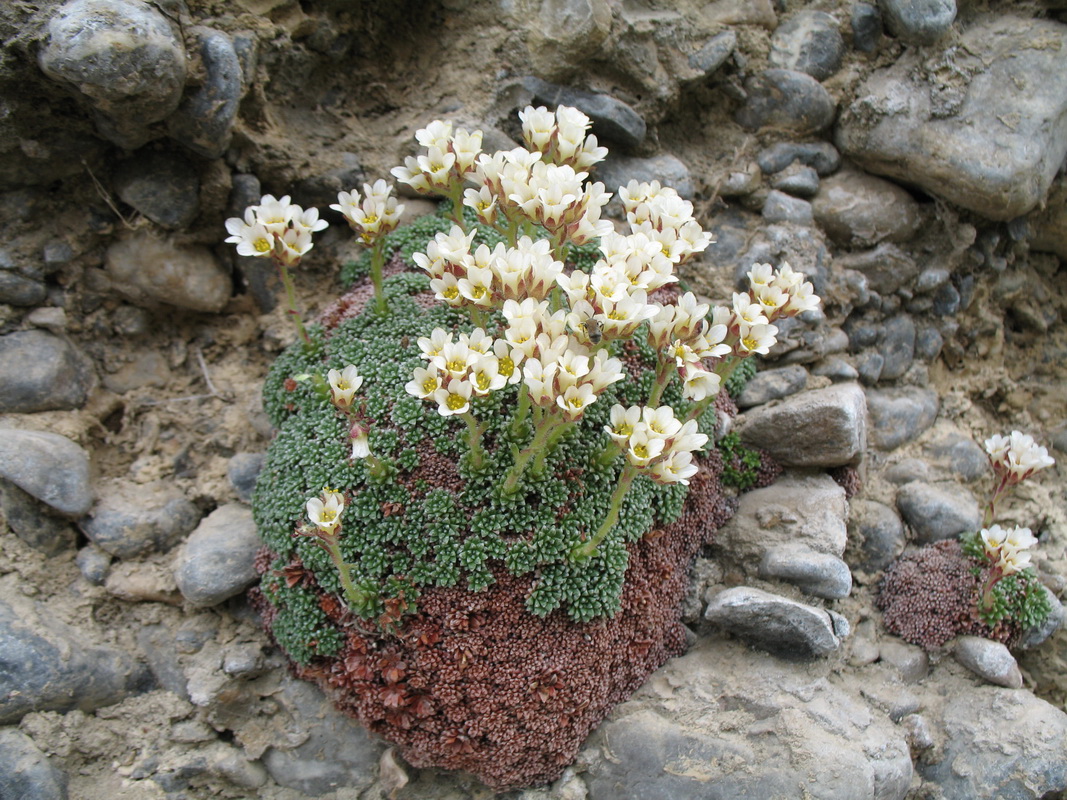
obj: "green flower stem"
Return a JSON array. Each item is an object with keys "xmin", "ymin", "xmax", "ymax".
[
  {"xmin": 596, "ymin": 439, "xmax": 621, "ymax": 467},
  {"xmin": 511, "ymin": 385, "xmax": 532, "ymax": 438},
  {"xmin": 365, "ymin": 454, "xmax": 389, "ymax": 481},
  {"xmin": 470, "ymin": 308, "xmax": 489, "ymax": 330},
  {"xmin": 571, "ymin": 463, "xmax": 639, "ymax": 562},
  {"xmin": 275, "ymin": 260, "xmax": 311, "ymax": 347},
  {"xmin": 647, "ymin": 355, "xmax": 677, "ymax": 407},
  {"xmin": 461, "ymin": 411, "xmax": 486, "ymax": 469},
  {"xmin": 321, "ymin": 532, "xmax": 371, "ymax": 610},
  {"xmin": 502, "ymin": 411, "xmax": 565, "ymax": 494},
  {"xmin": 370, "ymin": 239, "xmax": 388, "ymax": 315},
  {"xmin": 533, "ymin": 419, "xmax": 573, "ymax": 475},
  {"xmin": 982, "ymin": 475, "xmax": 1011, "ymax": 529},
  {"xmin": 448, "ymin": 185, "xmax": 466, "ymax": 230}
]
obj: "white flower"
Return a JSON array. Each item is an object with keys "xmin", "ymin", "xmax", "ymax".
[
  {"xmin": 433, "ymin": 377, "xmax": 473, "ymax": 416},
  {"xmin": 405, "ymin": 366, "xmax": 441, "ymax": 400},
  {"xmin": 1004, "ymin": 526, "xmax": 1038, "ymax": 551},
  {"xmin": 432, "ymin": 340, "xmax": 478, "ymax": 380},
  {"xmin": 463, "ymin": 185, "xmax": 498, "ymax": 225},
  {"xmin": 682, "ymin": 367, "xmax": 721, "ymax": 402},
  {"xmin": 669, "ymin": 419, "xmax": 709, "ymax": 454},
  {"xmin": 327, "ymin": 365, "xmax": 363, "ymax": 409},
  {"xmin": 292, "ymin": 205, "xmax": 329, "ymax": 233},
  {"xmin": 605, "ymin": 404, "xmax": 642, "ymax": 445},
  {"xmin": 642, "ymin": 406, "xmax": 682, "ymax": 440},
  {"xmin": 997, "ymin": 547, "xmax": 1033, "ymax": 576},
  {"xmin": 224, "ymin": 211, "xmax": 273, "ymax": 258},
  {"xmin": 469, "ymin": 354, "xmax": 507, "ymax": 396},
  {"xmin": 747, "ymin": 263, "xmax": 775, "ymax": 290},
  {"xmin": 557, "ymin": 384, "xmax": 597, "ymax": 420},
  {"xmin": 254, "ymin": 194, "xmax": 295, "ymax": 235},
  {"xmin": 981, "ymin": 524, "xmax": 1008, "ymax": 557},
  {"xmin": 735, "ymin": 322, "xmax": 778, "ymax": 356},
  {"xmin": 1004, "ymin": 430, "xmax": 1056, "ymax": 480},
  {"xmin": 274, "ymin": 226, "xmax": 314, "ymax": 266},
  {"xmin": 417, "ymin": 328, "xmax": 452, "ymax": 359},
  {"xmin": 350, "ymin": 422, "xmax": 371, "ymax": 460},
  {"xmin": 650, "ymin": 450, "xmax": 699, "ymax": 485},
  {"xmin": 492, "ymin": 338, "xmax": 524, "ymax": 385},
  {"xmin": 307, "ymin": 488, "xmax": 345, "ymax": 535},
  {"xmin": 625, "ymin": 426, "xmax": 665, "ymax": 468},
  {"xmin": 984, "ymin": 433, "xmax": 1011, "ymax": 463},
  {"xmin": 522, "ymin": 358, "xmax": 559, "ymax": 407}
]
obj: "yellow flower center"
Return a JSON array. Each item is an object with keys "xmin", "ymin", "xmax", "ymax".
[
  {"xmin": 469, "ymin": 285, "xmax": 486, "ymax": 299},
  {"xmin": 362, "ymin": 214, "xmax": 378, "ymax": 225},
  {"xmin": 422, "ymin": 376, "xmax": 437, "ymax": 393},
  {"xmin": 321, "ymin": 508, "xmax": 337, "ymax": 523},
  {"xmin": 446, "ymin": 393, "xmax": 466, "ymax": 411},
  {"xmin": 446, "ymin": 358, "xmax": 467, "ymax": 374},
  {"xmin": 443, "ymin": 286, "xmax": 460, "ymax": 300},
  {"xmin": 254, "ymin": 238, "xmax": 271, "ymax": 253},
  {"xmin": 742, "ymin": 336, "xmax": 758, "ymax": 351},
  {"xmin": 607, "ymin": 310, "xmax": 627, "ymax": 320},
  {"xmin": 632, "ymin": 444, "xmax": 649, "ymax": 460},
  {"xmin": 476, "ymin": 372, "xmax": 491, "ymax": 391},
  {"xmin": 567, "ymin": 395, "xmax": 583, "ymax": 409},
  {"xmin": 499, "ymin": 357, "xmax": 514, "ymax": 377},
  {"xmin": 615, "ymin": 423, "xmax": 633, "ymax": 437},
  {"xmin": 336, "ymin": 379, "xmax": 349, "ymax": 391}
]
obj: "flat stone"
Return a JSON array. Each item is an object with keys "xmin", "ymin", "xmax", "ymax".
[
  {"xmin": 866, "ymin": 386, "xmax": 938, "ymax": 450},
  {"xmin": 738, "ymin": 383, "xmax": 867, "ymax": 467},
  {"xmin": 0, "ymin": 481, "xmax": 76, "ymax": 556},
  {"xmin": 105, "ymin": 230, "xmax": 232, "ymax": 313},
  {"xmin": 895, "ymin": 481, "xmax": 980, "ymax": 544},
  {"xmin": 595, "ymin": 154, "xmax": 693, "ymax": 198},
  {"xmin": 167, "ymin": 27, "xmax": 242, "ymax": 159},
  {"xmin": 705, "ymin": 587, "xmax": 845, "ymax": 658},
  {"xmin": 834, "ymin": 243, "xmax": 919, "ymax": 295},
  {"xmin": 0, "ymin": 728, "xmax": 68, "ymax": 800},
  {"xmin": 879, "ymin": 314, "xmax": 916, "ymax": 381},
  {"xmin": 37, "ymin": 0, "xmax": 187, "ymax": 149},
  {"xmin": 954, "ymin": 637, "xmax": 1022, "ymax": 689},
  {"xmin": 762, "ymin": 190, "xmax": 813, "ymax": 225},
  {"xmin": 884, "ymin": 457, "xmax": 930, "ymax": 485},
  {"xmin": 0, "ymin": 590, "xmax": 151, "ymax": 724},
  {"xmin": 520, "ymin": 76, "xmax": 646, "ymax": 149},
  {"xmin": 0, "ymin": 429, "xmax": 92, "ymax": 516},
  {"xmin": 920, "ymin": 688, "xmax": 1067, "ymax": 799},
  {"xmin": 837, "ymin": 17, "xmax": 1067, "ymax": 221},
  {"xmin": 688, "ymin": 30, "xmax": 737, "ymax": 77},
  {"xmin": 81, "ymin": 478, "xmax": 201, "ymax": 558},
  {"xmin": 112, "ymin": 150, "xmax": 200, "ymax": 230},
  {"xmin": 770, "ymin": 163, "xmax": 820, "ymax": 197},
  {"xmin": 585, "ymin": 637, "xmax": 911, "ymax": 800},
  {"xmin": 173, "ymin": 504, "xmax": 260, "ymax": 608},
  {"xmin": 0, "ymin": 270, "xmax": 47, "ymax": 306},
  {"xmin": 735, "ymin": 364, "xmax": 808, "ymax": 409},
  {"xmin": 769, "ymin": 10, "xmax": 844, "ymax": 81},
  {"xmin": 811, "ymin": 356, "xmax": 859, "ymax": 382},
  {"xmin": 736, "ymin": 69, "xmax": 836, "ymax": 135},
  {"xmin": 0, "ymin": 332, "xmax": 95, "ymax": 413},
  {"xmin": 846, "ymin": 498, "xmax": 905, "ymax": 573},
  {"xmin": 811, "ymin": 168, "xmax": 922, "ymax": 247},
  {"xmin": 105, "ymin": 561, "xmax": 181, "ymax": 604},
  {"xmin": 880, "ymin": 0, "xmax": 955, "ymax": 45},
  {"xmin": 102, "ymin": 350, "xmax": 171, "ymax": 395},
  {"xmin": 759, "ymin": 544, "xmax": 852, "ymax": 599},
  {"xmin": 715, "ymin": 472, "xmax": 847, "ymax": 563},
  {"xmin": 757, "ymin": 141, "xmax": 841, "ymax": 176},
  {"xmin": 262, "ymin": 676, "xmax": 384, "ymax": 796}
]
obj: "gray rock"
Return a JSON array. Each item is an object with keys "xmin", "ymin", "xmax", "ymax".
[
  {"xmin": 762, "ymin": 190, "xmax": 813, "ymax": 225},
  {"xmin": 811, "ymin": 168, "xmax": 922, "ymax": 247},
  {"xmin": 866, "ymin": 386, "xmax": 938, "ymax": 450},
  {"xmin": 520, "ymin": 76, "xmax": 646, "ymax": 149},
  {"xmin": 81, "ymin": 478, "xmax": 201, "ymax": 558},
  {"xmin": 688, "ymin": 30, "xmax": 737, "ymax": 77},
  {"xmin": 1018, "ymin": 586, "xmax": 1063, "ymax": 650},
  {"xmin": 857, "ymin": 351, "xmax": 884, "ymax": 385},
  {"xmin": 1029, "ymin": 175, "xmax": 1067, "ymax": 260},
  {"xmin": 0, "ymin": 429, "xmax": 92, "ymax": 516},
  {"xmin": 167, "ymin": 27, "xmax": 242, "ymax": 159},
  {"xmin": 738, "ymin": 383, "xmax": 867, "ymax": 468},
  {"xmin": 585, "ymin": 638, "xmax": 911, "ymax": 800},
  {"xmin": 920, "ymin": 688, "xmax": 1067, "ymax": 799},
  {"xmin": 736, "ymin": 69, "xmax": 837, "ymax": 135},
  {"xmin": 811, "ymin": 356, "xmax": 859, "ymax": 382},
  {"xmin": 851, "ymin": 2, "xmax": 883, "ymax": 52},
  {"xmin": 135, "ymin": 624, "xmax": 188, "ymax": 700},
  {"xmin": 524, "ymin": 0, "xmax": 611, "ymax": 80},
  {"xmin": 0, "ymin": 591, "xmax": 151, "ymax": 724},
  {"xmin": 0, "ymin": 727, "xmax": 68, "ymax": 800},
  {"xmin": 756, "ymin": 141, "xmax": 841, "ymax": 176},
  {"xmin": 173, "ymin": 504, "xmax": 260, "ymax": 608},
  {"xmin": 263, "ymin": 676, "xmax": 384, "ymax": 796},
  {"xmin": 105, "ymin": 230, "xmax": 232, "ymax": 313},
  {"xmin": 715, "ymin": 472, "xmax": 848, "ymax": 563},
  {"xmin": 736, "ymin": 365, "xmax": 808, "ymax": 409},
  {"xmin": 112, "ymin": 150, "xmax": 200, "ymax": 230},
  {"xmin": 931, "ymin": 283, "xmax": 961, "ymax": 316},
  {"xmin": 0, "ymin": 481, "xmax": 76, "ymax": 555},
  {"xmin": 915, "ymin": 267, "xmax": 950, "ymax": 293},
  {"xmin": 75, "ymin": 544, "xmax": 112, "ymax": 585},
  {"xmin": 759, "ymin": 544, "xmax": 852, "ymax": 599},
  {"xmin": 770, "ymin": 163, "xmax": 820, "ymax": 197},
  {"xmin": 879, "ymin": 315, "xmax": 915, "ymax": 381},
  {"xmin": 884, "ymin": 457, "xmax": 930, "ymax": 485},
  {"xmin": 595, "ymin": 154, "xmax": 693, "ymax": 198},
  {"xmin": 0, "ymin": 332, "xmax": 95, "ymax": 413},
  {"xmin": 837, "ymin": 17, "xmax": 1067, "ymax": 221},
  {"xmin": 954, "ymin": 637, "xmax": 1022, "ymax": 689},
  {"xmin": 705, "ymin": 587, "xmax": 845, "ymax": 658},
  {"xmin": 0, "ymin": 270, "xmax": 47, "ymax": 306},
  {"xmin": 835, "ymin": 243, "xmax": 919, "ymax": 295},
  {"xmin": 847, "ymin": 498, "xmax": 905, "ymax": 573},
  {"xmin": 37, "ymin": 0, "xmax": 187, "ymax": 149},
  {"xmin": 878, "ymin": 639, "xmax": 929, "ymax": 683},
  {"xmin": 924, "ymin": 432, "xmax": 988, "ymax": 482},
  {"xmin": 895, "ymin": 481, "xmax": 980, "ymax": 543},
  {"xmin": 879, "ymin": 0, "xmax": 955, "ymax": 45},
  {"xmin": 915, "ymin": 326, "xmax": 943, "ymax": 361},
  {"xmin": 769, "ymin": 10, "xmax": 844, "ymax": 81},
  {"xmin": 227, "ymin": 452, "xmax": 265, "ymax": 503}
]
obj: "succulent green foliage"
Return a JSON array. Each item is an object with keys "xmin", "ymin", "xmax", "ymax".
[
  {"xmin": 716, "ymin": 432, "xmax": 762, "ymax": 490},
  {"xmin": 254, "ymin": 270, "xmax": 696, "ymax": 664},
  {"xmin": 959, "ymin": 531, "xmax": 1053, "ymax": 631},
  {"xmin": 724, "ymin": 357, "xmax": 757, "ymax": 398}
]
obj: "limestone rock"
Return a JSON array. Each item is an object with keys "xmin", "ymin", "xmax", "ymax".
[
  {"xmin": 173, "ymin": 504, "xmax": 261, "ymax": 608},
  {"xmin": 705, "ymin": 587, "xmax": 847, "ymax": 658}
]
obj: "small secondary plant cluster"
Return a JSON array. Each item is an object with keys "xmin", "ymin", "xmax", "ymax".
[
  {"xmin": 879, "ymin": 430, "xmax": 1055, "ymax": 647},
  {"xmin": 232, "ymin": 105, "xmax": 821, "ymax": 665}
]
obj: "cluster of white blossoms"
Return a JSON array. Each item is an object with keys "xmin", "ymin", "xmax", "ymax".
[
  {"xmin": 224, "ymin": 194, "xmax": 329, "ymax": 267},
  {"xmin": 606, "ymin": 405, "xmax": 709, "ymax": 485},
  {"xmin": 518, "ymin": 104, "xmax": 608, "ymax": 170},
  {"xmin": 391, "ymin": 120, "xmax": 484, "ymax": 194},
  {"xmin": 718, "ymin": 262, "xmax": 820, "ymax": 358},
  {"xmin": 980, "ymin": 524, "xmax": 1039, "ymax": 575},
  {"xmin": 985, "ymin": 430, "xmax": 1056, "ymax": 484},
  {"xmin": 330, "ymin": 179, "xmax": 405, "ymax": 246}
]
